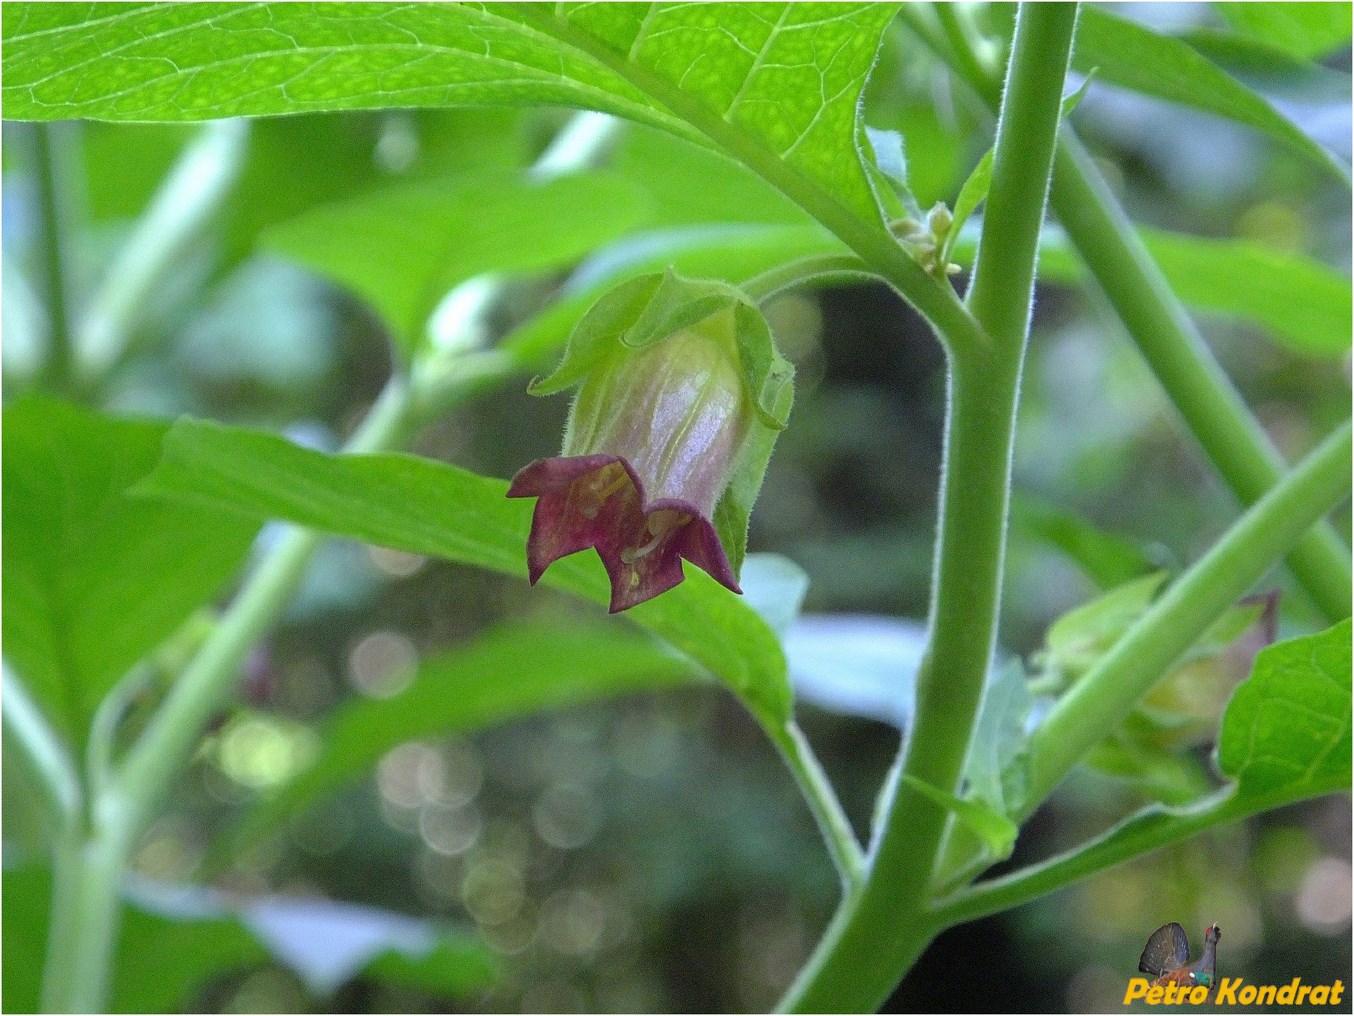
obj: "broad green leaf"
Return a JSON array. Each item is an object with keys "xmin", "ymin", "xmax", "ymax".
[
  {"xmin": 262, "ymin": 169, "xmax": 650, "ymax": 351},
  {"xmin": 235, "ymin": 622, "xmax": 700, "ymax": 844},
  {"xmin": 2, "ymin": 2, "xmax": 899, "ymax": 223},
  {"xmin": 1134, "ymin": 229, "xmax": 1353, "ymax": 358},
  {"xmin": 1217, "ymin": 620, "xmax": 1351, "ymax": 795},
  {"xmin": 135, "ymin": 419, "xmax": 793, "ymax": 727},
  {"xmin": 1, "ymin": 399, "xmax": 258, "ymax": 744},
  {"xmin": 967, "ymin": 225, "xmax": 1353, "ymax": 358},
  {"xmin": 611, "ymin": 126, "xmax": 810, "ymax": 228},
  {"xmin": 1073, "ymin": 7, "xmax": 1347, "ymax": 180},
  {"xmin": 1040, "ymin": 572, "xmax": 1169, "ymax": 682},
  {"xmin": 1215, "ymin": 2, "xmax": 1353, "ymax": 60}
]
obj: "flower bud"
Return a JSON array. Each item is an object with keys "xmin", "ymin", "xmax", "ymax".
[{"xmin": 507, "ymin": 271, "xmax": 792, "ymax": 612}]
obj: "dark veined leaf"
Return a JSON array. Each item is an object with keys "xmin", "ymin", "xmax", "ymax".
[
  {"xmin": 135, "ymin": 419, "xmax": 793, "ymax": 728},
  {"xmin": 1073, "ymin": 6, "xmax": 1347, "ymax": 181},
  {"xmin": 2, "ymin": 2, "xmax": 899, "ymax": 225},
  {"xmin": 1, "ymin": 398, "xmax": 258, "ymax": 745}
]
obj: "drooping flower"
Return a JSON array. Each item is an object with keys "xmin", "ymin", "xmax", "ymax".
[{"xmin": 507, "ymin": 271, "xmax": 792, "ymax": 612}]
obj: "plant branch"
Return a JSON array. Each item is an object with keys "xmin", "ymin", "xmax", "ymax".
[
  {"xmin": 739, "ymin": 253, "xmax": 879, "ymax": 303},
  {"xmin": 77, "ymin": 119, "xmax": 250, "ymax": 384},
  {"xmin": 927, "ymin": 779, "xmax": 1343, "ymax": 930},
  {"xmin": 2, "ymin": 665, "xmax": 82, "ymax": 837},
  {"xmin": 1024, "ymin": 420, "xmax": 1352, "ymax": 805},
  {"xmin": 1050, "ymin": 138, "xmax": 1352, "ymax": 622},
  {"xmin": 774, "ymin": 722, "xmax": 866, "ymax": 892},
  {"xmin": 779, "ymin": 6, "xmax": 1079, "ymax": 1009},
  {"xmin": 909, "ymin": 5, "xmax": 1352, "ymax": 623}
]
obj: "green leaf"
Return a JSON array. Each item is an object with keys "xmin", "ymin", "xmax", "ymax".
[
  {"xmin": 135, "ymin": 419, "xmax": 794, "ymax": 727},
  {"xmin": 236, "ymin": 622, "xmax": 699, "ymax": 844},
  {"xmin": 902, "ymin": 774, "xmax": 1018, "ymax": 862},
  {"xmin": 2, "ymin": 2, "xmax": 899, "ymax": 223},
  {"xmin": 1, "ymin": 399, "xmax": 258, "ymax": 745},
  {"xmin": 1010, "ymin": 495, "xmax": 1157, "ymax": 589},
  {"xmin": 262, "ymin": 169, "xmax": 650, "ymax": 352},
  {"xmin": 1039, "ymin": 572, "xmax": 1169, "ymax": 682},
  {"xmin": 955, "ymin": 225, "xmax": 1353, "ymax": 358},
  {"xmin": 939, "ymin": 147, "xmax": 994, "ymax": 270},
  {"xmin": 937, "ymin": 623, "xmax": 1352, "ymax": 921},
  {"xmin": 1215, "ymin": 2, "xmax": 1353, "ymax": 60},
  {"xmin": 1217, "ymin": 620, "xmax": 1351, "ymax": 796},
  {"xmin": 1134, "ymin": 228, "xmax": 1353, "ymax": 358},
  {"xmin": 1073, "ymin": 6, "xmax": 1348, "ymax": 180},
  {"xmin": 964, "ymin": 661, "xmax": 1035, "ymax": 818}
]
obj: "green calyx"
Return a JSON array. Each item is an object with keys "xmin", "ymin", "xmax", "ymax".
[
  {"xmin": 529, "ymin": 268, "xmax": 793, "ymax": 431},
  {"xmin": 527, "ymin": 268, "xmax": 796, "ymax": 577}
]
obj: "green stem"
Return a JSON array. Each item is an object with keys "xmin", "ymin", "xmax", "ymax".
[
  {"xmin": 1024, "ymin": 420, "xmax": 1352, "ymax": 805},
  {"xmin": 1, "ymin": 667, "xmax": 81, "ymax": 839},
  {"xmin": 779, "ymin": 7, "xmax": 1078, "ymax": 1010},
  {"xmin": 927, "ymin": 782, "xmax": 1336, "ymax": 930},
  {"xmin": 112, "ymin": 380, "xmax": 413, "ymax": 834},
  {"xmin": 78, "ymin": 120, "xmax": 250, "ymax": 384},
  {"xmin": 740, "ymin": 254, "xmax": 880, "ymax": 304},
  {"xmin": 774, "ymin": 723, "xmax": 866, "ymax": 892},
  {"xmin": 30, "ymin": 122, "xmax": 76, "ymax": 395},
  {"xmin": 40, "ymin": 825, "xmax": 130, "ymax": 1013},
  {"xmin": 1049, "ymin": 138, "xmax": 1352, "ymax": 622},
  {"xmin": 39, "ymin": 381, "xmax": 412, "ymax": 1013},
  {"xmin": 910, "ymin": 6, "xmax": 1352, "ymax": 623}
]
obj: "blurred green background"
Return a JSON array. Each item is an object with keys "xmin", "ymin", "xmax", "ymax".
[{"xmin": 3, "ymin": 4, "xmax": 1350, "ymax": 1012}]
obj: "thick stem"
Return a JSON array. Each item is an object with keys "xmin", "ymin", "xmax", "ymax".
[
  {"xmin": 40, "ymin": 825, "xmax": 130, "ymax": 1013},
  {"xmin": 909, "ymin": 6, "xmax": 1352, "ymax": 623},
  {"xmin": 1025, "ymin": 420, "xmax": 1352, "ymax": 804},
  {"xmin": 779, "ymin": 6, "xmax": 1078, "ymax": 1010}
]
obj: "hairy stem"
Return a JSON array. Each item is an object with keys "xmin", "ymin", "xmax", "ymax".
[
  {"xmin": 910, "ymin": 5, "xmax": 1352, "ymax": 623},
  {"xmin": 774, "ymin": 723, "xmax": 866, "ymax": 892},
  {"xmin": 780, "ymin": 6, "xmax": 1079, "ymax": 1009}
]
